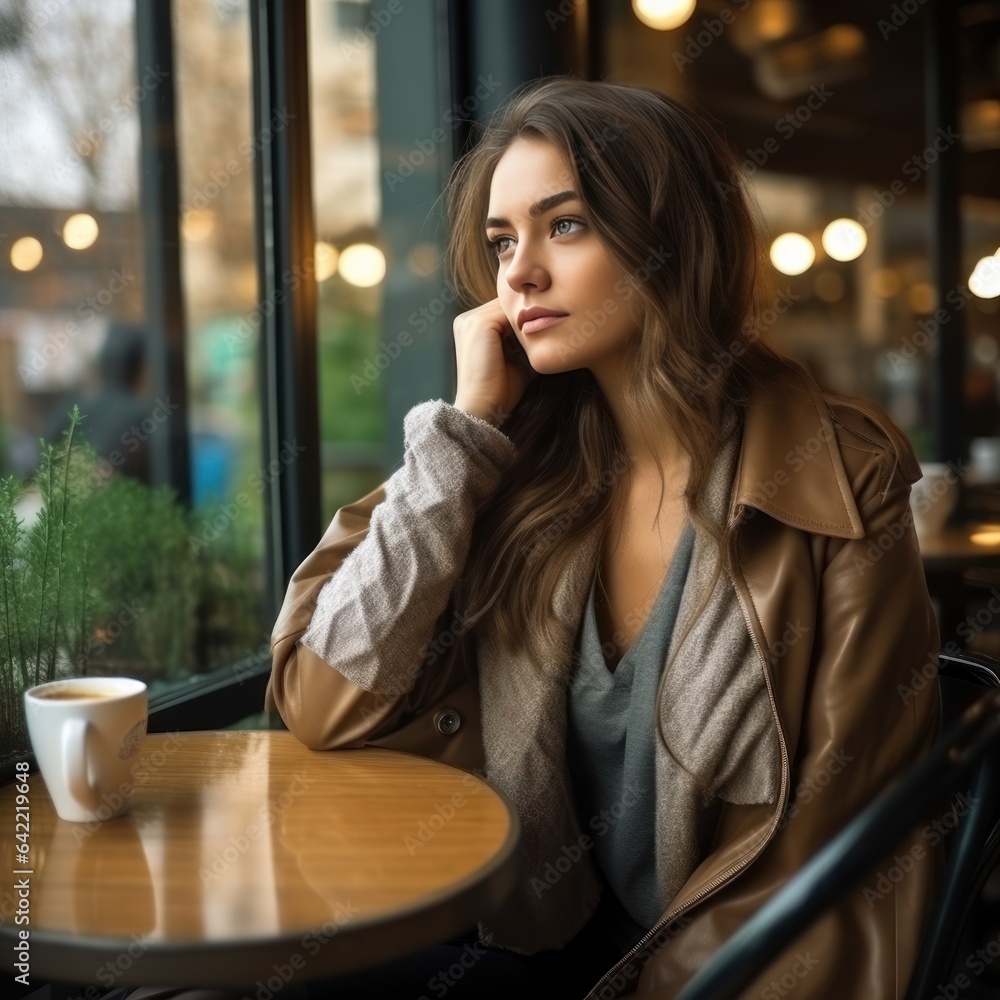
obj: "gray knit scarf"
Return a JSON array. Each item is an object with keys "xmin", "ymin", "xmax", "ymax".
[{"xmin": 475, "ymin": 429, "xmax": 781, "ymax": 953}]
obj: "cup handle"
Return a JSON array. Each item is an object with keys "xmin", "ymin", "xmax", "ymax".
[{"xmin": 63, "ymin": 717, "xmax": 101, "ymax": 811}]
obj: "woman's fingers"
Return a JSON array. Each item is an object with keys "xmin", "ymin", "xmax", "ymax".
[{"xmin": 452, "ymin": 299, "xmax": 536, "ymax": 426}]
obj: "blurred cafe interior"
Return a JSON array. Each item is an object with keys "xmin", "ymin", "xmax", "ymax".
[{"xmin": 1, "ymin": 0, "xmax": 1000, "ymax": 990}]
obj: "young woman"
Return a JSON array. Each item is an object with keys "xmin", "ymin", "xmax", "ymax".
[{"xmin": 265, "ymin": 77, "xmax": 941, "ymax": 999}]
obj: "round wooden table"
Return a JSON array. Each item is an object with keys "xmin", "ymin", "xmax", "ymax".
[{"xmin": 0, "ymin": 731, "xmax": 520, "ymax": 988}]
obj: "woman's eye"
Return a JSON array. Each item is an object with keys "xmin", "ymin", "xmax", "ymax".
[
  {"xmin": 553, "ymin": 217, "xmax": 584, "ymax": 237},
  {"xmin": 489, "ymin": 236, "xmax": 515, "ymax": 258}
]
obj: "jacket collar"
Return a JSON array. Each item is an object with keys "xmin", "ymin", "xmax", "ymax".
[{"xmin": 731, "ymin": 360, "xmax": 865, "ymax": 540}]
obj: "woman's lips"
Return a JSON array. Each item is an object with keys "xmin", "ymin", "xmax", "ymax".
[{"xmin": 521, "ymin": 314, "xmax": 568, "ymax": 335}]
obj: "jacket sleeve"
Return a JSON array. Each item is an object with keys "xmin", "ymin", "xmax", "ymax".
[
  {"xmin": 264, "ymin": 400, "xmax": 516, "ymax": 751},
  {"xmin": 635, "ymin": 403, "xmax": 943, "ymax": 998}
]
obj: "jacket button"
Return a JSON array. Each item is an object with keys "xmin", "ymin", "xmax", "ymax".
[{"xmin": 434, "ymin": 707, "xmax": 461, "ymax": 736}]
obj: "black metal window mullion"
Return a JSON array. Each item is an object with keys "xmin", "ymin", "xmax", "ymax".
[
  {"xmin": 135, "ymin": 0, "xmax": 191, "ymax": 502},
  {"xmin": 249, "ymin": 0, "xmax": 321, "ymax": 628}
]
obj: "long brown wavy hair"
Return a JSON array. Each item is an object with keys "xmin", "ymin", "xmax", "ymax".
[{"xmin": 447, "ymin": 76, "xmax": 784, "ymax": 657}]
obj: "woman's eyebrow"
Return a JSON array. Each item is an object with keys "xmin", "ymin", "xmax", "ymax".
[{"xmin": 485, "ymin": 190, "xmax": 580, "ymax": 229}]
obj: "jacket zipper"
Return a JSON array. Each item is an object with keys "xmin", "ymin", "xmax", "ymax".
[{"xmin": 581, "ymin": 513, "xmax": 791, "ymax": 1000}]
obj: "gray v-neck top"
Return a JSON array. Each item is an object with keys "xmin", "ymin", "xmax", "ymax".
[{"xmin": 566, "ymin": 520, "xmax": 695, "ymax": 930}]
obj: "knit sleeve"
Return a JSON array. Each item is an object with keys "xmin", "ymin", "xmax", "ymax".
[{"xmin": 299, "ymin": 400, "xmax": 516, "ymax": 695}]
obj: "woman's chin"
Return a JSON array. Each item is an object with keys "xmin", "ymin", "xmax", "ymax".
[{"xmin": 523, "ymin": 346, "xmax": 580, "ymax": 376}]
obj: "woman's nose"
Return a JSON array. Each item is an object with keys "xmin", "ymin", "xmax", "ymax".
[{"xmin": 504, "ymin": 241, "xmax": 550, "ymax": 292}]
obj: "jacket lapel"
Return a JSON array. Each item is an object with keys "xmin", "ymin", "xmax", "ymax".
[{"xmin": 732, "ymin": 363, "xmax": 865, "ymax": 540}]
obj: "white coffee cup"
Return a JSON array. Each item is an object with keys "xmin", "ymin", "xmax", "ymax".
[
  {"xmin": 910, "ymin": 462, "xmax": 960, "ymax": 539},
  {"xmin": 24, "ymin": 677, "xmax": 148, "ymax": 823}
]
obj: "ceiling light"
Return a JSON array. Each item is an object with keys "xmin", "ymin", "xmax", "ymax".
[{"xmin": 632, "ymin": 0, "xmax": 696, "ymax": 31}]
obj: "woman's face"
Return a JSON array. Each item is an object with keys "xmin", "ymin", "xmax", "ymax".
[{"xmin": 486, "ymin": 138, "xmax": 640, "ymax": 377}]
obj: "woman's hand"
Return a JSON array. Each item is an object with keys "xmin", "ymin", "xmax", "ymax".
[{"xmin": 452, "ymin": 298, "xmax": 538, "ymax": 427}]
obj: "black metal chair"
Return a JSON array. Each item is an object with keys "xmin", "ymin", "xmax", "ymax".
[{"xmin": 671, "ymin": 650, "xmax": 1000, "ymax": 1000}]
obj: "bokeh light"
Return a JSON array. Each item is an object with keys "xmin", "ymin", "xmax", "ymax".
[
  {"xmin": 769, "ymin": 233, "xmax": 815, "ymax": 275},
  {"xmin": 632, "ymin": 0, "xmax": 696, "ymax": 30},
  {"xmin": 62, "ymin": 213, "xmax": 99, "ymax": 250},
  {"xmin": 314, "ymin": 241, "xmax": 339, "ymax": 282},
  {"xmin": 908, "ymin": 282, "xmax": 935, "ymax": 314},
  {"xmin": 870, "ymin": 268, "xmax": 902, "ymax": 299},
  {"xmin": 973, "ymin": 335, "xmax": 999, "ymax": 366},
  {"xmin": 181, "ymin": 209, "xmax": 216, "ymax": 242},
  {"xmin": 969, "ymin": 256, "xmax": 1000, "ymax": 299},
  {"xmin": 338, "ymin": 243, "xmax": 385, "ymax": 288},
  {"xmin": 11, "ymin": 237, "xmax": 43, "ymax": 271},
  {"xmin": 821, "ymin": 218, "xmax": 867, "ymax": 262}
]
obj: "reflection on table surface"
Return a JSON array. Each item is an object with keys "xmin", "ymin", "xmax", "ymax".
[{"xmin": 0, "ymin": 731, "xmax": 520, "ymax": 986}]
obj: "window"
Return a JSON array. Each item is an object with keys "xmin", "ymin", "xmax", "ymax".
[{"xmin": 0, "ymin": 0, "xmax": 269, "ymax": 762}]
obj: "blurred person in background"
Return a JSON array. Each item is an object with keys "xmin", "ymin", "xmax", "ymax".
[{"xmin": 44, "ymin": 321, "xmax": 152, "ymax": 483}]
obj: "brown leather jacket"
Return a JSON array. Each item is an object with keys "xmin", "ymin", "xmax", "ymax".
[{"xmin": 265, "ymin": 361, "xmax": 942, "ymax": 998}]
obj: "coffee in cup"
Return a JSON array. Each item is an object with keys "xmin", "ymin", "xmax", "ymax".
[
  {"xmin": 24, "ymin": 677, "xmax": 148, "ymax": 823},
  {"xmin": 32, "ymin": 686, "xmax": 124, "ymax": 701}
]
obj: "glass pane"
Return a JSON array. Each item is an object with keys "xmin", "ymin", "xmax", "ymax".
[
  {"xmin": 174, "ymin": 0, "xmax": 266, "ymax": 671},
  {"xmin": 0, "ymin": 0, "xmax": 266, "ymax": 762},
  {"xmin": 308, "ymin": 0, "xmax": 454, "ymax": 524},
  {"xmin": 309, "ymin": 0, "xmax": 386, "ymax": 522}
]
